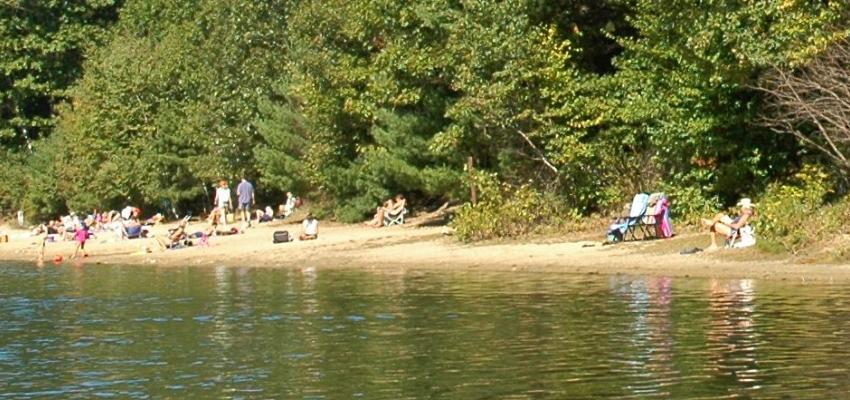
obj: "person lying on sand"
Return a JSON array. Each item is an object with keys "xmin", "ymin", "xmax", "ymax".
[{"xmin": 144, "ymin": 213, "xmax": 164, "ymax": 226}]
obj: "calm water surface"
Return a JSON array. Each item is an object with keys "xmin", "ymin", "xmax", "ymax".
[{"xmin": 1, "ymin": 262, "xmax": 849, "ymax": 398}]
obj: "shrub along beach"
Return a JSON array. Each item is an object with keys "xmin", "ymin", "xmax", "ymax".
[{"xmin": 2, "ymin": 1, "xmax": 850, "ymax": 263}]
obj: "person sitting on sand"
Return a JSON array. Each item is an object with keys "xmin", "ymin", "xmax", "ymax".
[
  {"xmin": 121, "ymin": 206, "xmax": 136, "ymax": 221},
  {"xmin": 283, "ymin": 192, "xmax": 298, "ymax": 218},
  {"xmin": 388, "ymin": 194, "xmax": 406, "ymax": 216},
  {"xmin": 122, "ymin": 216, "xmax": 146, "ymax": 239},
  {"xmin": 105, "ymin": 210, "xmax": 120, "ymax": 224},
  {"xmin": 255, "ymin": 206, "xmax": 273, "ymax": 223},
  {"xmin": 702, "ymin": 198, "xmax": 756, "ymax": 251},
  {"xmin": 300, "ymin": 213, "xmax": 319, "ymax": 241},
  {"xmin": 207, "ymin": 208, "xmax": 222, "ymax": 235},
  {"xmin": 91, "ymin": 209, "xmax": 103, "ymax": 231},
  {"xmin": 155, "ymin": 218, "xmax": 189, "ymax": 251},
  {"xmin": 365, "ymin": 198, "xmax": 394, "ymax": 227}
]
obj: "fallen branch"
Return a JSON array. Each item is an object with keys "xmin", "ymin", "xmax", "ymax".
[{"xmin": 516, "ymin": 129, "xmax": 559, "ymax": 174}]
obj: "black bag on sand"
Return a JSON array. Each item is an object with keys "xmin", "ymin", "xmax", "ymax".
[{"xmin": 273, "ymin": 230, "xmax": 291, "ymax": 243}]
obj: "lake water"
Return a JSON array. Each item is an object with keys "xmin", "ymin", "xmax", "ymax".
[{"xmin": 1, "ymin": 262, "xmax": 849, "ymax": 398}]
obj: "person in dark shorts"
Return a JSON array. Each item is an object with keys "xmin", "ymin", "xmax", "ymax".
[{"xmin": 236, "ymin": 177, "xmax": 255, "ymax": 227}]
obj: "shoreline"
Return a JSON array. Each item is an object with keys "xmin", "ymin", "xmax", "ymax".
[{"xmin": 1, "ymin": 220, "xmax": 849, "ymax": 282}]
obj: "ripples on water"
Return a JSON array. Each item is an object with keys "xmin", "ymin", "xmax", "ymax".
[{"xmin": 1, "ymin": 263, "xmax": 849, "ymax": 398}]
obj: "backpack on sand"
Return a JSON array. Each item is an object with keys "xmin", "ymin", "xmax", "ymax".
[{"xmin": 273, "ymin": 230, "xmax": 291, "ymax": 243}]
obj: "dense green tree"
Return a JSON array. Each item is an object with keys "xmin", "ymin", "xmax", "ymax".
[
  {"xmin": 4, "ymin": 0, "xmax": 848, "ymax": 241},
  {"xmin": 258, "ymin": 0, "xmax": 463, "ymax": 221},
  {"xmin": 40, "ymin": 0, "xmax": 289, "ymax": 214},
  {"xmin": 258, "ymin": 0, "xmax": 610, "ymax": 220},
  {"xmin": 597, "ymin": 0, "xmax": 849, "ymax": 215},
  {"xmin": 0, "ymin": 0, "xmax": 120, "ymax": 147}
]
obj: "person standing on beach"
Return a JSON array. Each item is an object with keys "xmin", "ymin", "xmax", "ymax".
[
  {"xmin": 236, "ymin": 177, "xmax": 256, "ymax": 227},
  {"xmin": 37, "ymin": 231, "xmax": 48, "ymax": 265},
  {"xmin": 213, "ymin": 180, "xmax": 232, "ymax": 229},
  {"xmin": 71, "ymin": 221, "xmax": 89, "ymax": 259}
]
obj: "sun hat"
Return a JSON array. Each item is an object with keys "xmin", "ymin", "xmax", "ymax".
[{"xmin": 736, "ymin": 198, "xmax": 756, "ymax": 209}]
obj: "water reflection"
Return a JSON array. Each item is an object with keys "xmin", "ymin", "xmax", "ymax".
[
  {"xmin": 608, "ymin": 276, "xmax": 677, "ymax": 398},
  {"xmin": 1, "ymin": 264, "xmax": 850, "ymax": 398},
  {"xmin": 707, "ymin": 279, "xmax": 761, "ymax": 393}
]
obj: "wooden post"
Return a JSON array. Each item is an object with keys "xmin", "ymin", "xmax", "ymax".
[{"xmin": 467, "ymin": 156, "xmax": 477, "ymax": 205}]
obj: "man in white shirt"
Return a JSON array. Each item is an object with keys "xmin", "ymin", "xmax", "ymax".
[
  {"xmin": 299, "ymin": 213, "xmax": 318, "ymax": 241},
  {"xmin": 121, "ymin": 206, "xmax": 134, "ymax": 221},
  {"xmin": 213, "ymin": 180, "xmax": 232, "ymax": 229}
]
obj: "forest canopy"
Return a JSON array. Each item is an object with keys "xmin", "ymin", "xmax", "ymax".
[{"xmin": 2, "ymin": 0, "xmax": 849, "ymax": 231}]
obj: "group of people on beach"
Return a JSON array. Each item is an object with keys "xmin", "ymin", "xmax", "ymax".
[
  {"xmin": 178, "ymin": 178, "xmax": 320, "ymax": 243},
  {"xmin": 210, "ymin": 178, "xmax": 301, "ymax": 230},
  {"xmin": 25, "ymin": 179, "xmax": 759, "ymax": 264},
  {"xmin": 31, "ymin": 177, "xmax": 316, "ymax": 262},
  {"xmin": 183, "ymin": 178, "xmax": 315, "ymax": 243},
  {"xmin": 608, "ymin": 192, "xmax": 758, "ymax": 251},
  {"xmin": 33, "ymin": 206, "xmax": 156, "ymax": 262}
]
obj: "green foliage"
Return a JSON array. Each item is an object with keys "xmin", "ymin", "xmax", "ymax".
[
  {"xmin": 662, "ymin": 184, "xmax": 722, "ymax": 227},
  {"xmin": 254, "ymin": 82, "xmax": 312, "ymax": 196},
  {"xmin": 269, "ymin": 0, "xmax": 471, "ymax": 221},
  {"xmin": 273, "ymin": 0, "xmax": 609, "ymax": 220},
  {"xmin": 451, "ymin": 173, "xmax": 578, "ymax": 242},
  {"xmin": 0, "ymin": 151, "xmax": 26, "ymax": 213},
  {"xmin": 0, "ymin": 0, "xmax": 120, "ymax": 147},
  {"xmin": 325, "ymin": 110, "xmax": 464, "ymax": 222},
  {"xmin": 598, "ymin": 0, "xmax": 849, "ymax": 209},
  {"xmin": 45, "ymin": 0, "xmax": 289, "ymax": 211},
  {"xmin": 755, "ymin": 165, "xmax": 837, "ymax": 254},
  {"xmin": 19, "ymin": 137, "xmax": 65, "ymax": 219}
]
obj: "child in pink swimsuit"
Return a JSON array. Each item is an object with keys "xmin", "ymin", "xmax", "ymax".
[{"xmin": 72, "ymin": 223, "xmax": 89, "ymax": 259}]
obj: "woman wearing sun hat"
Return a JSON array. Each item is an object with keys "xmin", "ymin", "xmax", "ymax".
[{"xmin": 702, "ymin": 198, "xmax": 756, "ymax": 250}]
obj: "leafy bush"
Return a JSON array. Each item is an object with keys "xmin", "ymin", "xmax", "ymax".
[
  {"xmin": 661, "ymin": 184, "xmax": 721, "ymax": 227},
  {"xmin": 755, "ymin": 165, "xmax": 838, "ymax": 254},
  {"xmin": 451, "ymin": 173, "xmax": 578, "ymax": 242}
]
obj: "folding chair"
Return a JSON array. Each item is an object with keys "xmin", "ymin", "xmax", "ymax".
[
  {"xmin": 726, "ymin": 225, "xmax": 756, "ymax": 248},
  {"xmin": 383, "ymin": 208, "xmax": 408, "ymax": 226},
  {"xmin": 639, "ymin": 193, "xmax": 671, "ymax": 239},
  {"xmin": 606, "ymin": 193, "xmax": 650, "ymax": 242}
]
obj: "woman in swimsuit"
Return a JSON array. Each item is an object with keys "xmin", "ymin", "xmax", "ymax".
[{"xmin": 702, "ymin": 198, "xmax": 755, "ymax": 250}]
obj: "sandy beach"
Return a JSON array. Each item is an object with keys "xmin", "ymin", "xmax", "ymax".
[{"xmin": 1, "ymin": 217, "xmax": 850, "ymax": 282}]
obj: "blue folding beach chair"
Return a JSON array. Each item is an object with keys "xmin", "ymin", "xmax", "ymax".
[{"xmin": 606, "ymin": 193, "xmax": 650, "ymax": 243}]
